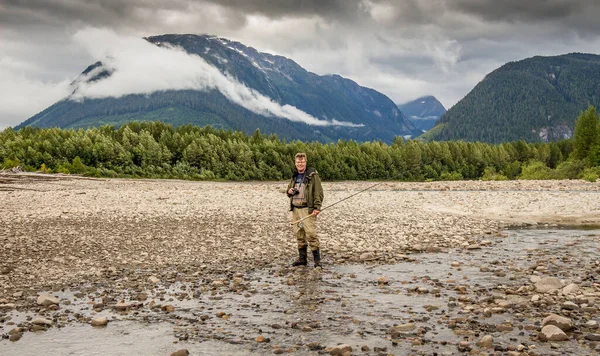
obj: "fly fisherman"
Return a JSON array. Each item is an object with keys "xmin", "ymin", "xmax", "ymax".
[{"xmin": 287, "ymin": 153, "xmax": 323, "ymax": 268}]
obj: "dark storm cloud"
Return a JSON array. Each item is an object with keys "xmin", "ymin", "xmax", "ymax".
[
  {"xmin": 2, "ymin": 0, "xmax": 600, "ymax": 129},
  {"xmin": 449, "ymin": 0, "xmax": 589, "ymax": 22}
]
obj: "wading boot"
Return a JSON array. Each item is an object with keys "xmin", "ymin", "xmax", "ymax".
[
  {"xmin": 313, "ymin": 249, "xmax": 322, "ymax": 269},
  {"xmin": 292, "ymin": 246, "xmax": 308, "ymax": 267}
]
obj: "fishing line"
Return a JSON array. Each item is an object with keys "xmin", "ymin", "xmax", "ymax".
[{"xmin": 291, "ymin": 171, "xmax": 405, "ymax": 225}]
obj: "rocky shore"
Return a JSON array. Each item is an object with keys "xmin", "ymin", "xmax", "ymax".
[{"xmin": 1, "ymin": 174, "xmax": 600, "ymax": 355}]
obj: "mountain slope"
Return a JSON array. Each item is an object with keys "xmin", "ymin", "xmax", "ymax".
[
  {"xmin": 17, "ymin": 34, "xmax": 419, "ymax": 143},
  {"xmin": 398, "ymin": 95, "xmax": 446, "ymax": 132},
  {"xmin": 424, "ymin": 53, "xmax": 600, "ymax": 143}
]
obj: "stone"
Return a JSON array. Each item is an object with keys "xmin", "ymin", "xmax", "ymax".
[
  {"xmin": 9, "ymin": 333, "xmax": 22, "ymax": 342},
  {"xmin": 170, "ymin": 350, "xmax": 189, "ymax": 356},
  {"xmin": 542, "ymin": 314, "xmax": 574, "ymax": 332},
  {"xmin": 36, "ymin": 294, "xmax": 59, "ymax": 306},
  {"xmin": 0, "ymin": 303, "xmax": 16, "ymax": 310},
  {"xmin": 162, "ymin": 305, "xmax": 175, "ymax": 313},
  {"xmin": 535, "ymin": 277, "xmax": 562, "ymax": 293},
  {"xmin": 530, "ymin": 276, "xmax": 542, "ymax": 283},
  {"xmin": 326, "ymin": 344, "xmax": 352, "ymax": 355},
  {"xmin": 31, "ymin": 317, "xmax": 53, "ymax": 326},
  {"xmin": 91, "ymin": 317, "xmax": 108, "ymax": 327},
  {"xmin": 562, "ymin": 283, "xmax": 579, "ymax": 295},
  {"xmin": 457, "ymin": 341, "xmax": 471, "ymax": 352},
  {"xmin": 585, "ymin": 334, "xmax": 600, "ymax": 341},
  {"xmin": 377, "ymin": 276, "xmax": 389, "ymax": 285},
  {"xmin": 114, "ymin": 302, "xmax": 131, "ymax": 311},
  {"xmin": 360, "ymin": 252, "xmax": 376, "ymax": 261},
  {"xmin": 561, "ymin": 301, "xmax": 578, "ymax": 310},
  {"xmin": 476, "ymin": 335, "xmax": 493, "ymax": 349},
  {"xmin": 539, "ymin": 325, "xmax": 569, "ymax": 342},
  {"xmin": 148, "ymin": 276, "xmax": 160, "ymax": 284},
  {"xmin": 392, "ymin": 323, "xmax": 416, "ymax": 332},
  {"xmin": 411, "ymin": 244, "xmax": 424, "ymax": 252}
]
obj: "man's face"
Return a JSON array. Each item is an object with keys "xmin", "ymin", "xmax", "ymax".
[{"xmin": 295, "ymin": 158, "xmax": 306, "ymax": 173}]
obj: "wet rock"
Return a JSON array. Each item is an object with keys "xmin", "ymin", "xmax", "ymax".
[
  {"xmin": 162, "ymin": 305, "xmax": 176, "ymax": 313},
  {"xmin": 457, "ymin": 341, "xmax": 471, "ymax": 352},
  {"xmin": 36, "ymin": 294, "xmax": 59, "ymax": 306},
  {"xmin": 325, "ymin": 344, "xmax": 352, "ymax": 355},
  {"xmin": 426, "ymin": 246, "xmax": 443, "ymax": 253},
  {"xmin": 170, "ymin": 350, "xmax": 189, "ymax": 356},
  {"xmin": 307, "ymin": 341, "xmax": 323, "ymax": 350},
  {"xmin": 535, "ymin": 277, "xmax": 562, "ymax": 293},
  {"xmin": 539, "ymin": 325, "xmax": 569, "ymax": 342},
  {"xmin": 542, "ymin": 314, "xmax": 573, "ymax": 332},
  {"xmin": 9, "ymin": 333, "xmax": 23, "ymax": 342},
  {"xmin": 561, "ymin": 301, "xmax": 578, "ymax": 310},
  {"xmin": 585, "ymin": 334, "xmax": 600, "ymax": 341},
  {"xmin": 91, "ymin": 317, "xmax": 108, "ymax": 327},
  {"xmin": 31, "ymin": 317, "xmax": 53, "ymax": 326},
  {"xmin": 377, "ymin": 276, "xmax": 389, "ymax": 285}
]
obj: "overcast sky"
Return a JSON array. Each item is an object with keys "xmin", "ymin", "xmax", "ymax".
[{"xmin": 2, "ymin": 0, "xmax": 600, "ymax": 130}]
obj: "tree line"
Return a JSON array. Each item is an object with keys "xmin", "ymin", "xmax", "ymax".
[{"xmin": 1, "ymin": 106, "xmax": 599, "ymax": 182}]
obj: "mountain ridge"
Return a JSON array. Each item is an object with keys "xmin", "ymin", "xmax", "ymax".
[
  {"xmin": 17, "ymin": 34, "xmax": 420, "ymax": 143},
  {"xmin": 398, "ymin": 95, "xmax": 446, "ymax": 132},
  {"xmin": 424, "ymin": 52, "xmax": 600, "ymax": 143}
]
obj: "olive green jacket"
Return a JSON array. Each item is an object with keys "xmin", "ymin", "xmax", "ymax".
[{"xmin": 287, "ymin": 167, "xmax": 323, "ymax": 213}]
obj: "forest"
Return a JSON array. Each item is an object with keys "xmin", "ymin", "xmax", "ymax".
[{"xmin": 1, "ymin": 106, "xmax": 599, "ymax": 182}]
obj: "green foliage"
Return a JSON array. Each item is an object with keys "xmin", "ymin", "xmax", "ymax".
[
  {"xmin": 0, "ymin": 121, "xmax": 594, "ymax": 182},
  {"xmin": 554, "ymin": 160, "xmax": 585, "ymax": 179},
  {"xmin": 519, "ymin": 161, "xmax": 554, "ymax": 180},
  {"xmin": 481, "ymin": 167, "xmax": 508, "ymax": 181},
  {"xmin": 572, "ymin": 106, "xmax": 599, "ymax": 165},
  {"xmin": 582, "ymin": 167, "xmax": 600, "ymax": 182},
  {"xmin": 426, "ymin": 54, "xmax": 600, "ymax": 143}
]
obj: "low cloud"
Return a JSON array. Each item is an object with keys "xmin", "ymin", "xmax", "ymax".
[
  {"xmin": 0, "ymin": 59, "xmax": 71, "ymax": 129},
  {"xmin": 70, "ymin": 28, "xmax": 362, "ymax": 127}
]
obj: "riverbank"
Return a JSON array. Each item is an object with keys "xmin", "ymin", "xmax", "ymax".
[{"xmin": 1, "ymin": 174, "xmax": 600, "ymax": 355}]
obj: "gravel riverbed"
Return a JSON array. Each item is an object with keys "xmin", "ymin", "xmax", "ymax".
[{"xmin": 1, "ymin": 174, "xmax": 600, "ymax": 355}]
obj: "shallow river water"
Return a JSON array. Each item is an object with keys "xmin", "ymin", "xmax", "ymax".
[{"xmin": 2, "ymin": 227, "xmax": 600, "ymax": 356}]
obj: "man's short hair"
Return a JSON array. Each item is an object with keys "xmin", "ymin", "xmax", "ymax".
[{"xmin": 295, "ymin": 152, "xmax": 307, "ymax": 161}]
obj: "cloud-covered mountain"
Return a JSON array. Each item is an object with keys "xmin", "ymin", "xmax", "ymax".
[
  {"xmin": 17, "ymin": 33, "xmax": 420, "ymax": 143},
  {"xmin": 424, "ymin": 53, "xmax": 600, "ymax": 143},
  {"xmin": 398, "ymin": 96, "xmax": 446, "ymax": 132}
]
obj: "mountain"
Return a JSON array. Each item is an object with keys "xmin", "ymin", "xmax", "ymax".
[
  {"xmin": 398, "ymin": 95, "xmax": 446, "ymax": 132},
  {"xmin": 17, "ymin": 34, "xmax": 420, "ymax": 143},
  {"xmin": 423, "ymin": 53, "xmax": 600, "ymax": 143}
]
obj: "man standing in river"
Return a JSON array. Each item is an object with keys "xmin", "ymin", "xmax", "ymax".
[{"xmin": 287, "ymin": 153, "xmax": 324, "ymax": 268}]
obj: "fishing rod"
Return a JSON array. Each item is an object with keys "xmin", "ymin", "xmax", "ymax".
[{"xmin": 291, "ymin": 171, "xmax": 405, "ymax": 225}]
